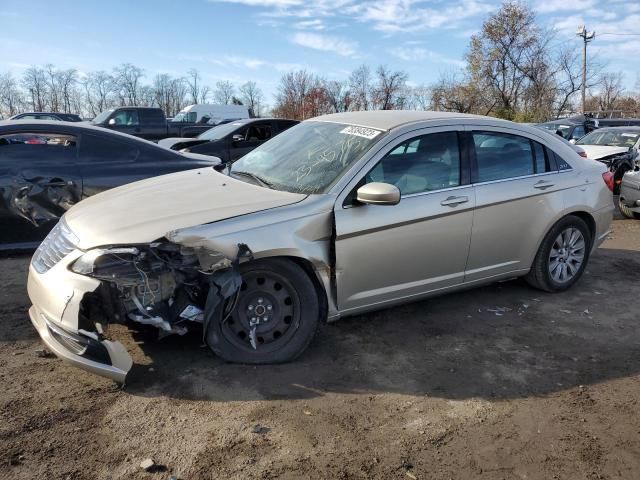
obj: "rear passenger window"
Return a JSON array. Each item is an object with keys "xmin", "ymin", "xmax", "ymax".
[
  {"xmin": 0, "ymin": 132, "xmax": 77, "ymax": 162},
  {"xmin": 367, "ymin": 131, "xmax": 461, "ymax": 195},
  {"xmin": 472, "ymin": 132, "xmax": 549, "ymax": 182},
  {"xmin": 80, "ymin": 134, "xmax": 139, "ymax": 162}
]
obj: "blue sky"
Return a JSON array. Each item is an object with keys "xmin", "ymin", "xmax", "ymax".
[{"xmin": 1, "ymin": 0, "xmax": 639, "ymax": 104}]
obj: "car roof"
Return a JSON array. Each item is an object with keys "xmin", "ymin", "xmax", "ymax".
[
  {"xmin": 309, "ymin": 110, "xmax": 488, "ymax": 131},
  {"xmin": 0, "ymin": 120, "xmax": 167, "ymax": 147}
]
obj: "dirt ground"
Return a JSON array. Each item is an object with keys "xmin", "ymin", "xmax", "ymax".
[{"xmin": 1, "ymin": 212, "xmax": 639, "ymax": 480}]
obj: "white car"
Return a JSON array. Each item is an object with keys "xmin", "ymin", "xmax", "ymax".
[{"xmin": 575, "ymin": 127, "xmax": 640, "ymax": 193}]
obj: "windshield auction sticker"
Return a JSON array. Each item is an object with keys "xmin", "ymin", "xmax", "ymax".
[{"xmin": 339, "ymin": 125, "xmax": 383, "ymax": 139}]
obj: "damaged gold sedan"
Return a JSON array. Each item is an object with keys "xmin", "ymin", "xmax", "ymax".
[{"xmin": 27, "ymin": 111, "xmax": 613, "ymax": 382}]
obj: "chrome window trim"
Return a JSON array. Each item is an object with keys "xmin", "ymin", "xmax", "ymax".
[{"xmin": 400, "ymin": 183, "xmax": 472, "ymax": 199}]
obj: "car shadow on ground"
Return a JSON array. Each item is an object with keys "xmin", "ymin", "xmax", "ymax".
[{"xmin": 123, "ymin": 247, "xmax": 640, "ymax": 402}]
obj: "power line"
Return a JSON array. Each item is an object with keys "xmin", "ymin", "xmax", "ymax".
[{"xmin": 599, "ymin": 32, "xmax": 640, "ymax": 37}]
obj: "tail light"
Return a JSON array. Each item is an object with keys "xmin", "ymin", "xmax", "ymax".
[
  {"xmin": 578, "ymin": 151, "xmax": 588, "ymax": 158},
  {"xmin": 602, "ymin": 171, "xmax": 614, "ymax": 192}
]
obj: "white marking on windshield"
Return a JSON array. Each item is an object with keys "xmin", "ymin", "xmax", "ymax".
[{"xmin": 339, "ymin": 125, "xmax": 382, "ymax": 139}]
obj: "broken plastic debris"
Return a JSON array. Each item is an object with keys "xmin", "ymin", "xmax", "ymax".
[{"xmin": 179, "ymin": 304, "xmax": 204, "ymax": 323}]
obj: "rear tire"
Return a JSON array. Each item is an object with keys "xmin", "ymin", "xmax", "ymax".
[
  {"xmin": 207, "ymin": 258, "xmax": 320, "ymax": 364},
  {"xmin": 525, "ymin": 216, "xmax": 592, "ymax": 293},
  {"xmin": 618, "ymin": 196, "xmax": 640, "ymax": 219}
]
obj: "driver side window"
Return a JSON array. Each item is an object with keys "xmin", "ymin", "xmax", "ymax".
[{"xmin": 367, "ymin": 131, "xmax": 461, "ymax": 195}]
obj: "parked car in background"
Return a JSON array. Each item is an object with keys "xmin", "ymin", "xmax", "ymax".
[
  {"xmin": 537, "ymin": 115, "xmax": 640, "ymax": 143},
  {"xmin": 0, "ymin": 120, "xmax": 221, "ymax": 250},
  {"xmin": 535, "ymin": 126, "xmax": 588, "ymax": 158},
  {"xmin": 158, "ymin": 118, "xmax": 299, "ymax": 164},
  {"xmin": 26, "ymin": 111, "xmax": 613, "ymax": 382},
  {"xmin": 10, "ymin": 112, "xmax": 83, "ymax": 122},
  {"xmin": 619, "ymin": 170, "xmax": 640, "ymax": 219},
  {"xmin": 172, "ymin": 104, "xmax": 250, "ymax": 124},
  {"xmin": 575, "ymin": 127, "xmax": 640, "ymax": 194},
  {"xmin": 90, "ymin": 106, "xmax": 252, "ymax": 141}
]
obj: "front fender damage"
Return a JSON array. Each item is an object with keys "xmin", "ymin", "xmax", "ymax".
[{"xmin": 78, "ymin": 238, "xmax": 252, "ymax": 382}]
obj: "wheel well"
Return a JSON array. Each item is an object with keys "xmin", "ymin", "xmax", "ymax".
[
  {"xmin": 567, "ymin": 211, "xmax": 596, "ymax": 241},
  {"xmin": 257, "ymin": 255, "xmax": 329, "ymax": 323}
]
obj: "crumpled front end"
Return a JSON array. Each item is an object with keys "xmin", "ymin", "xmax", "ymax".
[
  {"xmin": 28, "ymin": 221, "xmax": 133, "ymax": 382},
  {"xmin": 27, "ymin": 218, "xmax": 251, "ymax": 383}
]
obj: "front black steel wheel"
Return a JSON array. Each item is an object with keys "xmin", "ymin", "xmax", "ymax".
[{"xmin": 207, "ymin": 258, "xmax": 320, "ymax": 364}]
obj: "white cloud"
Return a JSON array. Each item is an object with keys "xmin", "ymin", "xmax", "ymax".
[
  {"xmin": 294, "ymin": 19, "xmax": 326, "ymax": 30},
  {"xmin": 536, "ymin": 0, "xmax": 597, "ymax": 13},
  {"xmin": 388, "ymin": 46, "xmax": 465, "ymax": 67},
  {"xmin": 291, "ymin": 32, "xmax": 357, "ymax": 56}
]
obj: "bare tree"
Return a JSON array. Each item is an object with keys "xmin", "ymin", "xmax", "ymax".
[
  {"xmin": 409, "ymin": 84, "xmax": 431, "ymax": 111},
  {"xmin": 0, "ymin": 72, "xmax": 25, "ymax": 117},
  {"xmin": 371, "ymin": 65, "xmax": 408, "ymax": 110},
  {"xmin": 214, "ymin": 80, "xmax": 235, "ymax": 105},
  {"xmin": 323, "ymin": 79, "xmax": 351, "ymax": 113},
  {"xmin": 82, "ymin": 71, "xmax": 115, "ymax": 116},
  {"xmin": 273, "ymin": 70, "xmax": 316, "ymax": 119},
  {"xmin": 596, "ymin": 72, "xmax": 625, "ymax": 111},
  {"xmin": 349, "ymin": 64, "xmax": 371, "ymax": 111},
  {"xmin": 22, "ymin": 66, "xmax": 48, "ymax": 111},
  {"xmin": 239, "ymin": 81, "xmax": 264, "ymax": 116},
  {"xmin": 187, "ymin": 68, "xmax": 209, "ymax": 104},
  {"xmin": 113, "ymin": 63, "xmax": 144, "ymax": 106},
  {"xmin": 466, "ymin": 1, "xmax": 540, "ymax": 119}
]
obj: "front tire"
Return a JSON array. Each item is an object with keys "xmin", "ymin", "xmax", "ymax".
[
  {"xmin": 525, "ymin": 216, "xmax": 592, "ymax": 292},
  {"xmin": 207, "ymin": 258, "xmax": 320, "ymax": 364}
]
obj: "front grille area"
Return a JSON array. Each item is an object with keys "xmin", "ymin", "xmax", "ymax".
[{"xmin": 32, "ymin": 219, "xmax": 79, "ymax": 274}]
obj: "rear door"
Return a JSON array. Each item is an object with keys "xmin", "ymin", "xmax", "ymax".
[
  {"xmin": 0, "ymin": 129, "xmax": 82, "ymax": 247},
  {"xmin": 464, "ymin": 127, "xmax": 564, "ymax": 282},
  {"xmin": 79, "ymin": 132, "xmax": 211, "ymax": 197}
]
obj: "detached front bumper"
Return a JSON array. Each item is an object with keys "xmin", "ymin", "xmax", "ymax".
[{"xmin": 27, "ymin": 251, "xmax": 133, "ymax": 383}]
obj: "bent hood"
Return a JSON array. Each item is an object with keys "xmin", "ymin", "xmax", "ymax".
[
  {"xmin": 579, "ymin": 145, "xmax": 629, "ymax": 160},
  {"xmin": 65, "ymin": 168, "xmax": 306, "ymax": 250}
]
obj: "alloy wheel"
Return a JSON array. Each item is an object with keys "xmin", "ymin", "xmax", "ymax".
[{"xmin": 548, "ymin": 227, "xmax": 586, "ymax": 284}]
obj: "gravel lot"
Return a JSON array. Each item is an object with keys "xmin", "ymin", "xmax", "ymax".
[{"xmin": 1, "ymin": 213, "xmax": 639, "ymax": 480}]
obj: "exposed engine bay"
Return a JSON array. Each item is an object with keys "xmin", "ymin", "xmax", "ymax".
[{"xmin": 76, "ymin": 241, "xmax": 253, "ymax": 345}]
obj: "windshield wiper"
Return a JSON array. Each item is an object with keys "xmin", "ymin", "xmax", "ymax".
[{"xmin": 231, "ymin": 170, "xmax": 275, "ymax": 189}]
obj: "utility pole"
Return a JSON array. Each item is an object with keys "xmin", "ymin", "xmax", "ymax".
[{"xmin": 576, "ymin": 25, "xmax": 596, "ymax": 113}]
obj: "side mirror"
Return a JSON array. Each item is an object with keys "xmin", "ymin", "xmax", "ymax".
[
  {"xmin": 108, "ymin": 118, "xmax": 116, "ymax": 126},
  {"xmin": 356, "ymin": 182, "xmax": 400, "ymax": 206},
  {"xmin": 232, "ymin": 134, "xmax": 244, "ymax": 143},
  {"xmin": 569, "ymin": 138, "xmax": 577, "ymax": 144}
]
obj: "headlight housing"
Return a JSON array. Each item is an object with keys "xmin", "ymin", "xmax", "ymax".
[{"xmin": 70, "ymin": 247, "xmax": 139, "ymax": 275}]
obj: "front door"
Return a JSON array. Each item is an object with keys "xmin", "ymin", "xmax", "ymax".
[{"xmin": 334, "ymin": 127, "xmax": 475, "ymax": 313}]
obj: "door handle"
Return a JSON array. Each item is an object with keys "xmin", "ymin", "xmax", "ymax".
[
  {"xmin": 440, "ymin": 195, "xmax": 469, "ymax": 207},
  {"xmin": 533, "ymin": 180, "xmax": 554, "ymax": 190}
]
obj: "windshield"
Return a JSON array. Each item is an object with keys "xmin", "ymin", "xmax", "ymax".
[
  {"xmin": 577, "ymin": 130, "xmax": 639, "ymax": 148},
  {"xmin": 198, "ymin": 121, "xmax": 248, "ymax": 140},
  {"xmin": 538, "ymin": 122, "xmax": 572, "ymax": 139},
  {"xmin": 91, "ymin": 109, "xmax": 114, "ymax": 124},
  {"xmin": 230, "ymin": 121, "xmax": 384, "ymax": 194},
  {"xmin": 172, "ymin": 111, "xmax": 196, "ymax": 123}
]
